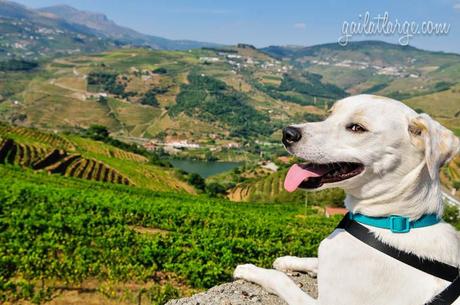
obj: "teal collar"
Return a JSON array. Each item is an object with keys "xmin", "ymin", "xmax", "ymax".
[{"xmin": 348, "ymin": 212, "xmax": 440, "ymax": 233}]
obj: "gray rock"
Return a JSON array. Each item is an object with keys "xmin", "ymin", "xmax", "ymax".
[{"xmin": 166, "ymin": 273, "xmax": 317, "ymax": 305}]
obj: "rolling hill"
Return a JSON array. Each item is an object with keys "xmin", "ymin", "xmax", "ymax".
[
  {"xmin": 0, "ymin": 46, "xmax": 334, "ymax": 147},
  {"xmin": 0, "ymin": 122, "xmax": 195, "ymax": 192},
  {"xmin": 1, "ymin": 41, "xmax": 459, "ymax": 144}
]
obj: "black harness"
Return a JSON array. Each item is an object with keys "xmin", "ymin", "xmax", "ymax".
[{"xmin": 336, "ymin": 213, "xmax": 460, "ymax": 305}]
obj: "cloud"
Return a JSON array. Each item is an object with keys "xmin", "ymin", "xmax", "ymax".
[
  {"xmin": 454, "ymin": 2, "xmax": 460, "ymax": 10},
  {"xmin": 293, "ymin": 22, "xmax": 306, "ymax": 30}
]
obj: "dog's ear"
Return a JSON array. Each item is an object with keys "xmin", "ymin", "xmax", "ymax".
[{"xmin": 409, "ymin": 113, "xmax": 460, "ymax": 179}]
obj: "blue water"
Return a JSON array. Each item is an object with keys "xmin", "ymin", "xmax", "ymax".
[{"xmin": 170, "ymin": 159, "xmax": 241, "ymax": 178}]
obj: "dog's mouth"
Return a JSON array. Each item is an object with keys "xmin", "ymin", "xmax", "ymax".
[{"xmin": 284, "ymin": 162, "xmax": 364, "ymax": 192}]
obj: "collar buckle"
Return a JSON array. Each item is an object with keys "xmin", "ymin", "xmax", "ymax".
[{"xmin": 390, "ymin": 216, "xmax": 411, "ymax": 233}]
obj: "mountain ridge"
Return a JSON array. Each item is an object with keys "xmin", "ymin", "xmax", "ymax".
[{"xmin": 38, "ymin": 3, "xmax": 222, "ymax": 50}]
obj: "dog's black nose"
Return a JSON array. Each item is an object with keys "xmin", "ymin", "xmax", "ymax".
[{"xmin": 282, "ymin": 126, "xmax": 302, "ymax": 146}]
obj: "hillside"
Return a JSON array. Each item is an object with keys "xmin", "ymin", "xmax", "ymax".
[
  {"xmin": 0, "ymin": 0, "xmax": 121, "ymax": 60},
  {"xmin": 0, "ymin": 0, "xmax": 220, "ymax": 61},
  {"xmin": 0, "ymin": 164, "xmax": 339, "ymax": 304},
  {"xmin": 0, "ymin": 41, "xmax": 458, "ymax": 145},
  {"xmin": 263, "ymin": 41, "xmax": 460, "ymax": 122},
  {"xmin": 0, "ymin": 123, "xmax": 194, "ymax": 192},
  {"xmin": 0, "ymin": 46, "xmax": 333, "ymax": 147}
]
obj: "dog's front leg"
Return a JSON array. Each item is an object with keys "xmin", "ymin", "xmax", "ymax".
[
  {"xmin": 273, "ymin": 256, "xmax": 318, "ymax": 277},
  {"xmin": 234, "ymin": 264, "xmax": 318, "ymax": 305}
]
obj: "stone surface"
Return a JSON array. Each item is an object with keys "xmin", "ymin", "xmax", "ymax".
[{"xmin": 166, "ymin": 273, "xmax": 317, "ymax": 305}]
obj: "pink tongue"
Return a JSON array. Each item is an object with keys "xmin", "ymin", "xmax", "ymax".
[{"xmin": 284, "ymin": 164, "xmax": 328, "ymax": 192}]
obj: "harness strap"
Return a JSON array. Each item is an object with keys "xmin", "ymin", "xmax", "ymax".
[
  {"xmin": 336, "ymin": 213, "xmax": 460, "ymax": 305},
  {"xmin": 427, "ymin": 277, "xmax": 460, "ymax": 305}
]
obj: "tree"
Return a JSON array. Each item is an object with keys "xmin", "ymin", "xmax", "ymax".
[
  {"xmin": 188, "ymin": 173, "xmax": 205, "ymax": 191},
  {"xmin": 205, "ymin": 183, "xmax": 226, "ymax": 197},
  {"xmin": 86, "ymin": 125, "xmax": 109, "ymax": 140}
]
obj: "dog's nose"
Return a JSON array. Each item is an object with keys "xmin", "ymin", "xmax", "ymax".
[{"xmin": 282, "ymin": 126, "xmax": 302, "ymax": 145}]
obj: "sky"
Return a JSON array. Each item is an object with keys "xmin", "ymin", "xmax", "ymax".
[{"xmin": 14, "ymin": 0, "xmax": 460, "ymax": 53}]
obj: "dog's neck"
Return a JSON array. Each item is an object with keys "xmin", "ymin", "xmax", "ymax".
[{"xmin": 344, "ymin": 162, "xmax": 443, "ymax": 220}]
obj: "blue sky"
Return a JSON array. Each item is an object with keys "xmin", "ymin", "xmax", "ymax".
[{"xmin": 15, "ymin": 0, "xmax": 460, "ymax": 53}]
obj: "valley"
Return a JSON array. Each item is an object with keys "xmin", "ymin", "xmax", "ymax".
[{"xmin": 0, "ymin": 1, "xmax": 459, "ymax": 303}]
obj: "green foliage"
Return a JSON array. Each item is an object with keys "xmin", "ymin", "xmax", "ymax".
[
  {"xmin": 140, "ymin": 90, "xmax": 159, "ymax": 107},
  {"xmin": 0, "ymin": 166, "xmax": 339, "ymax": 302},
  {"xmin": 152, "ymin": 67, "xmax": 168, "ymax": 74},
  {"xmin": 453, "ymin": 181, "xmax": 460, "ymax": 189},
  {"xmin": 0, "ymin": 59, "xmax": 38, "ymax": 71},
  {"xmin": 148, "ymin": 284, "xmax": 180, "ymax": 305},
  {"xmin": 86, "ymin": 124, "xmax": 110, "ymax": 140},
  {"xmin": 139, "ymin": 87, "xmax": 167, "ymax": 107},
  {"xmin": 87, "ymin": 71, "xmax": 126, "ymax": 96},
  {"xmin": 205, "ymin": 182, "xmax": 227, "ymax": 197},
  {"xmin": 188, "ymin": 173, "xmax": 205, "ymax": 190},
  {"xmin": 443, "ymin": 204, "xmax": 460, "ymax": 230},
  {"xmin": 279, "ymin": 72, "xmax": 347, "ymax": 100},
  {"xmin": 169, "ymin": 72, "xmax": 272, "ymax": 138},
  {"xmin": 433, "ymin": 81, "xmax": 453, "ymax": 92},
  {"xmin": 362, "ymin": 83, "xmax": 389, "ymax": 94}
]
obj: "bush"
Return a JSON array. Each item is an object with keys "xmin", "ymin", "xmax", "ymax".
[
  {"xmin": 205, "ymin": 182, "xmax": 227, "ymax": 197},
  {"xmin": 443, "ymin": 204, "xmax": 460, "ymax": 230},
  {"xmin": 86, "ymin": 125, "xmax": 109, "ymax": 140},
  {"xmin": 140, "ymin": 89, "xmax": 159, "ymax": 107},
  {"xmin": 0, "ymin": 59, "xmax": 38, "ymax": 71},
  {"xmin": 188, "ymin": 173, "xmax": 205, "ymax": 191},
  {"xmin": 152, "ymin": 67, "xmax": 167, "ymax": 74},
  {"xmin": 87, "ymin": 71, "xmax": 126, "ymax": 96}
]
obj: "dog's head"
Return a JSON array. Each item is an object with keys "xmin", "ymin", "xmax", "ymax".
[{"xmin": 282, "ymin": 94, "xmax": 459, "ymax": 196}]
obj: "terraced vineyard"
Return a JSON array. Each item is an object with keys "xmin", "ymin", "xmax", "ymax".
[
  {"xmin": 228, "ymin": 168, "xmax": 345, "ymax": 205},
  {"xmin": 0, "ymin": 137, "xmax": 131, "ymax": 185},
  {"xmin": 0, "ymin": 124, "xmax": 75, "ymax": 150}
]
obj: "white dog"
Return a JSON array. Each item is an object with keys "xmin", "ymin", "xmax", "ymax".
[{"xmin": 234, "ymin": 94, "xmax": 460, "ymax": 305}]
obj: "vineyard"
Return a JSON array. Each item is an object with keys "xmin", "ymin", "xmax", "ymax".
[
  {"xmin": 0, "ymin": 124, "xmax": 74, "ymax": 150},
  {"xmin": 0, "ymin": 137, "xmax": 131, "ymax": 186},
  {"xmin": 0, "ymin": 166, "xmax": 340, "ymax": 304},
  {"xmin": 228, "ymin": 168, "xmax": 345, "ymax": 206},
  {"xmin": 0, "ymin": 124, "xmax": 194, "ymax": 192}
]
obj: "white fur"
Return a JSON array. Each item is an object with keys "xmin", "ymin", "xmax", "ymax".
[{"xmin": 234, "ymin": 94, "xmax": 460, "ymax": 305}]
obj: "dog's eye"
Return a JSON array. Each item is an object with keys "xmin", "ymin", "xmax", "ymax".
[{"xmin": 346, "ymin": 123, "xmax": 367, "ymax": 133}]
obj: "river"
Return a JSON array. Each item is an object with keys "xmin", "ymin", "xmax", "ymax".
[{"xmin": 169, "ymin": 159, "xmax": 241, "ymax": 178}]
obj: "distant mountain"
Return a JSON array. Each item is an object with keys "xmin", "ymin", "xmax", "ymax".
[
  {"xmin": 262, "ymin": 40, "xmax": 460, "ymax": 99},
  {"xmin": 0, "ymin": 0, "xmax": 220, "ymax": 60},
  {"xmin": 0, "ymin": 0, "xmax": 122, "ymax": 59},
  {"xmin": 262, "ymin": 40, "xmax": 460, "ymax": 66},
  {"xmin": 38, "ymin": 4, "xmax": 220, "ymax": 50}
]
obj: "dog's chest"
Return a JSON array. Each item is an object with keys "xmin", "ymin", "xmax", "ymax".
[{"xmin": 316, "ymin": 229, "xmax": 449, "ymax": 305}]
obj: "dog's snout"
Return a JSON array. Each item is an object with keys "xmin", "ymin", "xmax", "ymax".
[{"xmin": 282, "ymin": 126, "xmax": 302, "ymax": 146}]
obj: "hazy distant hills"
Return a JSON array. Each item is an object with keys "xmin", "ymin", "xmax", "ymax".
[
  {"xmin": 38, "ymin": 4, "xmax": 220, "ymax": 50},
  {"xmin": 0, "ymin": 0, "xmax": 220, "ymax": 60}
]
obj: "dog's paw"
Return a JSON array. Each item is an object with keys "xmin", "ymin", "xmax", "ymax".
[
  {"xmin": 233, "ymin": 264, "xmax": 259, "ymax": 281},
  {"xmin": 273, "ymin": 256, "xmax": 295, "ymax": 272}
]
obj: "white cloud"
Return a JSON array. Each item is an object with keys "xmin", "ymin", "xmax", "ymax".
[
  {"xmin": 293, "ymin": 22, "xmax": 306, "ymax": 30},
  {"xmin": 454, "ymin": 2, "xmax": 460, "ymax": 10}
]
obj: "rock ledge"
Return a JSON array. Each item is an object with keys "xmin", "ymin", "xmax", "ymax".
[{"xmin": 166, "ymin": 273, "xmax": 317, "ymax": 305}]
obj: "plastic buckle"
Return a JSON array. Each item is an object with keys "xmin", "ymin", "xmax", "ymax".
[{"xmin": 390, "ymin": 216, "xmax": 410, "ymax": 233}]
